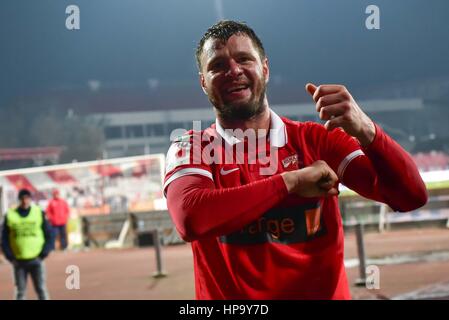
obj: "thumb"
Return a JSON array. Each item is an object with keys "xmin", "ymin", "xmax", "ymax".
[
  {"xmin": 326, "ymin": 187, "xmax": 339, "ymax": 196},
  {"xmin": 305, "ymin": 83, "xmax": 317, "ymax": 96},
  {"xmin": 318, "ymin": 179, "xmax": 334, "ymax": 191}
]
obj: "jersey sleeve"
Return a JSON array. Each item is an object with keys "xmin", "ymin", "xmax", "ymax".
[
  {"xmin": 305, "ymin": 122, "xmax": 364, "ymax": 182},
  {"xmin": 305, "ymin": 122, "xmax": 427, "ymax": 212},
  {"xmin": 163, "ymin": 131, "xmax": 213, "ymax": 196}
]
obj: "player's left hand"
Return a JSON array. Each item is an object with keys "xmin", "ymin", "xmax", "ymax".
[{"xmin": 305, "ymin": 83, "xmax": 376, "ymax": 147}]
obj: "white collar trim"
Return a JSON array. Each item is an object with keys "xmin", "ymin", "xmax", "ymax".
[{"xmin": 215, "ymin": 109, "xmax": 287, "ymax": 148}]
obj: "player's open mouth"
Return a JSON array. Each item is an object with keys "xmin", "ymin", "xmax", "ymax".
[
  {"xmin": 224, "ymin": 84, "xmax": 252, "ymax": 101},
  {"xmin": 226, "ymin": 84, "xmax": 250, "ymax": 93}
]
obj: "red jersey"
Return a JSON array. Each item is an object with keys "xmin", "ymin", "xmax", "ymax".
[
  {"xmin": 164, "ymin": 110, "xmax": 427, "ymax": 299},
  {"xmin": 46, "ymin": 198, "xmax": 70, "ymax": 226}
]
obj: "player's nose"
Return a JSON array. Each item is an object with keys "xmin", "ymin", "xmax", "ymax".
[{"xmin": 226, "ymin": 59, "xmax": 243, "ymax": 77}]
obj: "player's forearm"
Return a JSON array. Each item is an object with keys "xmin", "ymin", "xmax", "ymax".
[
  {"xmin": 166, "ymin": 174, "xmax": 288, "ymax": 241},
  {"xmin": 359, "ymin": 123, "xmax": 427, "ymax": 211}
]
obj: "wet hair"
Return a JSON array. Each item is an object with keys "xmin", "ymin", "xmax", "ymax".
[{"xmin": 196, "ymin": 20, "xmax": 266, "ymax": 70}]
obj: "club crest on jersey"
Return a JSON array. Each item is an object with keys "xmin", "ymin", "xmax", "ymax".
[{"xmin": 282, "ymin": 154, "xmax": 299, "ymax": 169}]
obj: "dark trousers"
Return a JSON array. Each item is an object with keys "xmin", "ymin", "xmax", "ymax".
[
  {"xmin": 13, "ymin": 259, "xmax": 49, "ymax": 300},
  {"xmin": 52, "ymin": 225, "xmax": 68, "ymax": 250}
]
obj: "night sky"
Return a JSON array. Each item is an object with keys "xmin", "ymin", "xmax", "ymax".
[{"xmin": 1, "ymin": 0, "xmax": 448, "ymax": 106}]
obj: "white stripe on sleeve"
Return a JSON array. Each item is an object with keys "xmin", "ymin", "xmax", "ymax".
[
  {"xmin": 163, "ymin": 168, "xmax": 214, "ymax": 197},
  {"xmin": 337, "ymin": 149, "xmax": 365, "ymax": 179}
]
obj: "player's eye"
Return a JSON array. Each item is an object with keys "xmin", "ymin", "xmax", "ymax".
[
  {"xmin": 209, "ymin": 61, "xmax": 224, "ymax": 71},
  {"xmin": 237, "ymin": 55, "xmax": 253, "ymax": 63}
]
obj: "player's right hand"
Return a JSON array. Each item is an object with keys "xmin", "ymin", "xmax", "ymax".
[{"xmin": 281, "ymin": 160, "xmax": 339, "ymax": 197}]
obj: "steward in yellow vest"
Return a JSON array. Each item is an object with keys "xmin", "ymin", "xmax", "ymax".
[
  {"xmin": 1, "ymin": 189, "xmax": 53, "ymax": 300},
  {"xmin": 6, "ymin": 204, "xmax": 46, "ymax": 259}
]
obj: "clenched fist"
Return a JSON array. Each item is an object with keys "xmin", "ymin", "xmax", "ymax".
[
  {"xmin": 281, "ymin": 160, "xmax": 339, "ymax": 197},
  {"xmin": 305, "ymin": 83, "xmax": 376, "ymax": 147}
]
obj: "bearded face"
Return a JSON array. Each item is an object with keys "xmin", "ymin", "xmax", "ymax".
[{"xmin": 199, "ymin": 34, "xmax": 269, "ymax": 121}]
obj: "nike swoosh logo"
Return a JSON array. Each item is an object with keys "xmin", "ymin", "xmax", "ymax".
[{"xmin": 220, "ymin": 167, "xmax": 240, "ymax": 175}]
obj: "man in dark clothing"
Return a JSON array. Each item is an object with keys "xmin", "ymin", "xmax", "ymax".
[{"xmin": 1, "ymin": 189, "xmax": 53, "ymax": 300}]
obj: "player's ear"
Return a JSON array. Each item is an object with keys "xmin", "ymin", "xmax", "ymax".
[
  {"xmin": 262, "ymin": 57, "xmax": 269, "ymax": 84},
  {"xmin": 199, "ymin": 72, "xmax": 208, "ymax": 95}
]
